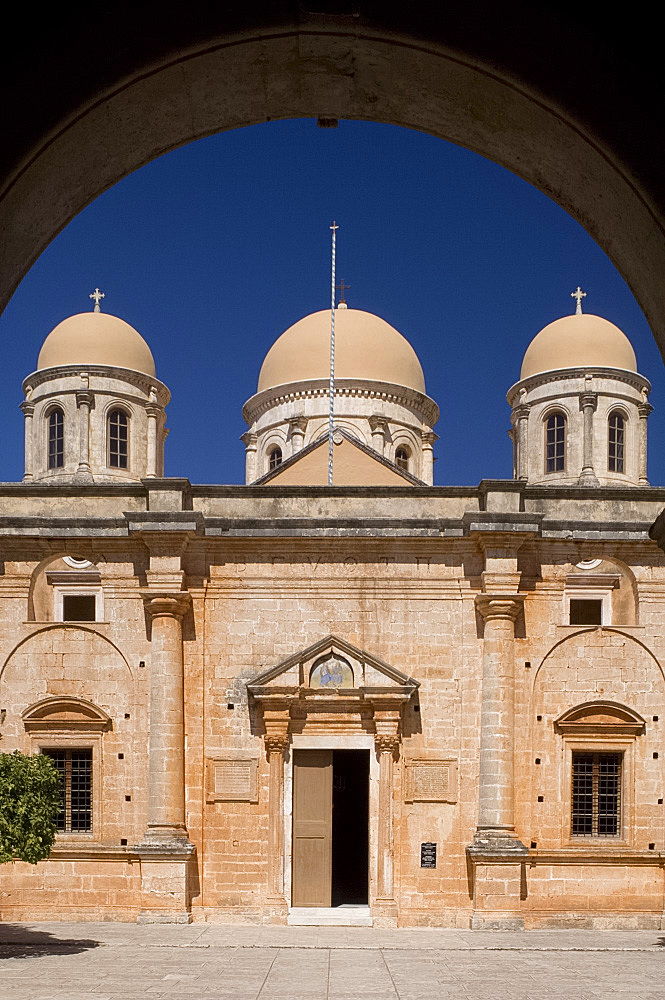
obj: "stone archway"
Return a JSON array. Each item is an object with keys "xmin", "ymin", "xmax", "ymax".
[{"xmin": 2, "ymin": 8, "xmax": 665, "ymax": 358}]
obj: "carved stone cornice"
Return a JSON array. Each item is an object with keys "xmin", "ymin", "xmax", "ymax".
[
  {"xmin": 506, "ymin": 367, "xmax": 652, "ymax": 407},
  {"xmin": 475, "ymin": 594, "xmax": 524, "ymax": 622},
  {"xmin": 140, "ymin": 591, "xmax": 191, "ymax": 619},
  {"xmin": 22, "ymin": 365, "xmax": 171, "ymax": 405},
  {"xmin": 243, "ymin": 378, "xmax": 440, "ymax": 429}
]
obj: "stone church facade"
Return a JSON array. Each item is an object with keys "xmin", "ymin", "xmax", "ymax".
[{"xmin": 2, "ymin": 296, "xmax": 665, "ymax": 929}]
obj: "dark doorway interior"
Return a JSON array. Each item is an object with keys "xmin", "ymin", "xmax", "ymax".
[{"xmin": 331, "ymin": 749, "xmax": 369, "ymax": 906}]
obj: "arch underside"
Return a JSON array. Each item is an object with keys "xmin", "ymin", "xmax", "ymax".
[{"xmin": 1, "ymin": 8, "xmax": 665, "ymax": 359}]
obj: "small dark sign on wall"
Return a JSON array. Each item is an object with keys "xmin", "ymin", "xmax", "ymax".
[{"xmin": 420, "ymin": 842, "xmax": 437, "ymax": 868}]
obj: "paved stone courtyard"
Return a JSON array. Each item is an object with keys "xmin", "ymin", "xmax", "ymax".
[{"xmin": 1, "ymin": 923, "xmax": 664, "ymax": 1000}]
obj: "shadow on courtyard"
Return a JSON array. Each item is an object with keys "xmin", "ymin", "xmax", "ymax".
[{"xmin": 0, "ymin": 924, "xmax": 102, "ymax": 958}]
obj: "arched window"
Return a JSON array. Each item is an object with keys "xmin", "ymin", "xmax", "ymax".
[
  {"xmin": 108, "ymin": 409, "xmax": 128, "ymax": 469},
  {"xmin": 608, "ymin": 411, "xmax": 625, "ymax": 473},
  {"xmin": 269, "ymin": 446, "xmax": 282, "ymax": 471},
  {"xmin": 545, "ymin": 412, "xmax": 566, "ymax": 473},
  {"xmin": 395, "ymin": 447, "xmax": 410, "ymax": 471},
  {"xmin": 47, "ymin": 408, "xmax": 64, "ymax": 469}
]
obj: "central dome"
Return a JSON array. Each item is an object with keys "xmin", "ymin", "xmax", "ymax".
[
  {"xmin": 257, "ymin": 307, "xmax": 426, "ymax": 394},
  {"xmin": 37, "ymin": 312, "xmax": 156, "ymax": 377},
  {"xmin": 520, "ymin": 313, "xmax": 637, "ymax": 380}
]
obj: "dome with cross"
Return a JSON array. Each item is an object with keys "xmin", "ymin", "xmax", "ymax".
[
  {"xmin": 37, "ymin": 306, "xmax": 156, "ymax": 377},
  {"xmin": 520, "ymin": 293, "xmax": 637, "ymax": 381},
  {"xmin": 257, "ymin": 306, "xmax": 426, "ymax": 394}
]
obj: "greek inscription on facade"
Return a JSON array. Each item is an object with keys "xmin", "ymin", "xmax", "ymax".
[
  {"xmin": 206, "ymin": 756, "xmax": 258, "ymax": 802},
  {"xmin": 404, "ymin": 759, "xmax": 457, "ymax": 803}
]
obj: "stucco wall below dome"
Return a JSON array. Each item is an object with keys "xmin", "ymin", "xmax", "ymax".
[
  {"xmin": 257, "ymin": 308, "xmax": 426, "ymax": 394},
  {"xmin": 37, "ymin": 312, "xmax": 156, "ymax": 377},
  {"xmin": 520, "ymin": 313, "xmax": 637, "ymax": 380}
]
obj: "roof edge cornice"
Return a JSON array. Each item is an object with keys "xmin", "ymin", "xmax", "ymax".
[{"xmin": 243, "ymin": 378, "xmax": 439, "ymax": 428}]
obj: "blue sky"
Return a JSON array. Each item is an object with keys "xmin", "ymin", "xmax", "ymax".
[{"xmin": 1, "ymin": 119, "xmax": 662, "ymax": 485}]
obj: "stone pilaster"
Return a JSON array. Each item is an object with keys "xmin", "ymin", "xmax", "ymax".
[
  {"xmin": 288, "ymin": 416, "xmax": 308, "ymax": 456},
  {"xmin": 264, "ymin": 733, "xmax": 290, "ymax": 921},
  {"xmin": 421, "ymin": 430, "xmax": 437, "ymax": 485},
  {"xmin": 241, "ymin": 431, "xmax": 258, "ymax": 484},
  {"xmin": 469, "ymin": 593, "xmax": 527, "ymax": 929},
  {"xmin": 578, "ymin": 391, "xmax": 599, "ymax": 486},
  {"xmin": 20, "ymin": 400, "xmax": 35, "ymax": 482},
  {"xmin": 137, "ymin": 589, "xmax": 195, "ymax": 923},
  {"xmin": 146, "ymin": 404, "xmax": 160, "ymax": 479},
  {"xmin": 75, "ymin": 390, "xmax": 94, "ymax": 482},
  {"xmin": 513, "ymin": 404, "xmax": 529, "ymax": 480},
  {"xmin": 369, "ymin": 415, "xmax": 388, "ymax": 456},
  {"xmin": 638, "ymin": 401, "xmax": 652, "ymax": 485},
  {"xmin": 374, "ymin": 711, "xmax": 401, "ymax": 926}
]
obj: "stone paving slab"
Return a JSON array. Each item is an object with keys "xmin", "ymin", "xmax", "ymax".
[{"xmin": 1, "ymin": 923, "xmax": 664, "ymax": 999}]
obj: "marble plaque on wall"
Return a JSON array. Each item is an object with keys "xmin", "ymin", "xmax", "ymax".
[
  {"xmin": 206, "ymin": 755, "xmax": 259, "ymax": 803},
  {"xmin": 404, "ymin": 759, "xmax": 457, "ymax": 803}
]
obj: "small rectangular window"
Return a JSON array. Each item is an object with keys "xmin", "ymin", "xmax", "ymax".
[
  {"xmin": 572, "ymin": 751, "xmax": 621, "ymax": 837},
  {"xmin": 569, "ymin": 598, "xmax": 602, "ymax": 625},
  {"xmin": 42, "ymin": 749, "xmax": 92, "ymax": 833},
  {"xmin": 62, "ymin": 594, "xmax": 96, "ymax": 621}
]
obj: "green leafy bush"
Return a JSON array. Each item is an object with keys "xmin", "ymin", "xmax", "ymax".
[{"xmin": 0, "ymin": 751, "xmax": 61, "ymax": 864}]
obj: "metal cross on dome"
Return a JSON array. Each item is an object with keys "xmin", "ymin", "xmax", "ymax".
[
  {"xmin": 571, "ymin": 286, "xmax": 587, "ymax": 315},
  {"xmin": 89, "ymin": 287, "xmax": 105, "ymax": 312},
  {"xmin": 336, "ymin": 278, "xmax": 350, "ymax": 305}
]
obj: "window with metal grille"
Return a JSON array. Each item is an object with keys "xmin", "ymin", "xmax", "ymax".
[
  {"xmin": 545, "ymin": 412, "xmax": 566, "ymax": 472},
  {"xmin": 43, "ymin": 749, "xmax": 92, "ymax": 833},
  {"xmin": 108, "ymin": 409, "xmax": 128, "ymax": 468},
  {"xmin": 608, "ymin": 411, "xmax": 625, "ymax": 473},
  {"xmin": 48, "ymin": 408, "xmax": 64, "ymax": 469},
  {"xmin": 395, "ymin": 447, "xmax": 409, "ymax": 471},
  {"xmin": 269, "ymin": 447, "xmax": 282, "ymax": 471},
  {"xmin": 571, "ymin": 751, "xmax": 621, "ymax": 837}
]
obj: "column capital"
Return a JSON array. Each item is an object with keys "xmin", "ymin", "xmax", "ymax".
[
  {"xmin": 512, "ymin": 404, "xmax": 530, "ymax": 421},
  {"xmin": 579, "ymin": 392, "xmax": 598, "ymax": 412},
  {"xmin": 20, "ymin": 400, "xmax": 35, "ymax": 416},
  {"xmin": 146, "ymin": 404, "xmax": 161, "ymax": 419},
  {"xmin": 421, "ymin": 430, "xmax": 438, "ymax": 446},
  {"xmin": 374, "ymin": 734, "xmax": 400, "ymax": 756},
  {"xmin": 75, "ymin": 390, "xmax": 94, "ymax": 408},
  {"xmin": 288, "ymin": 415, "xmax": 308, "ymax": 433},
  {"xmin": 264, "ymin": 734, "xmax": 290, "ymax": 755},
  {"xmin": 240, "ymin": 431, "xmax": 258, "ymax": 449},
  {"xmin": 368, "ymin": 414, "xmax": 389, "ymax": 433},
  {"xmin": 638, "ymin": 402, "xmax": 654, "ymax": 419},
  {"xmin": 140, "ymin": 591, "xmax": 191, "ymax": 619},
  {"xmin": 475, "ymin": 593, "xmax": 524, "ymax": 622}
]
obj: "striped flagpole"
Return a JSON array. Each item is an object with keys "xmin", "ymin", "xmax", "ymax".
[{"xmin": 328, "ymin": 221, "xmax": 338, "ymax": 487}]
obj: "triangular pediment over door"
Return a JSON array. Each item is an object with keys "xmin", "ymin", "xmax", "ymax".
[{"xmin": 247, "ymin": 634, "xmax": 419, "ymax": 742}]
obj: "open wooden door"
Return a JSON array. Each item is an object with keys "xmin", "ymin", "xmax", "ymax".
[{"xmin": 292, "ymin": 750, "xmax": 332, "ymax": 906}]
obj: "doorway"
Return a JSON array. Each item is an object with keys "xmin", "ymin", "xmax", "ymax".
[{"xmin": 292, "ymin": 749, "xmax": 369, "ymax": 908}]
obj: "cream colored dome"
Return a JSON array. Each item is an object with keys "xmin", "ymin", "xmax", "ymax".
[
  {"xmin": 257, "ymin": 307, "xmax": 426, "ymax": 394},
  {"xmin": 520, "ymin": 313, "xmax": 637, "ymax": 380},
  {"xmin": 37, "ymin": 312, "xmax": 156, "ymax": 377}
]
